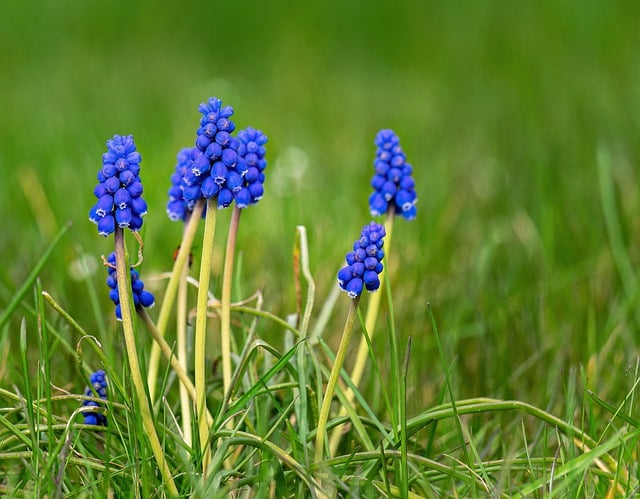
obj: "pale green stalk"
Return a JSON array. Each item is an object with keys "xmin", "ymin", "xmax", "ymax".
[
  {"xmin": 114, "ymin": 228, "xmax": 178, "ymax": 496},
  {"xmin": 195, "ymin": 198, "xmax": 217, "ymax": 473},
  {"xmin": 221, "ymin": 205, "xmax": 242, "ymax": 402},
  {"xmin": 177, "ymin": 249, "xmax": 192, "ymax": 446},
  {"xmin": 314, "ymin": 295, "xmax": 361, "ymax": 464},
  {"xmin": 148, "ymin": 200, "xmax": 204, "ymax": 401},
  {"xmin": 329, "ymin": 209, "xmax": 395, "ymax": 455}
]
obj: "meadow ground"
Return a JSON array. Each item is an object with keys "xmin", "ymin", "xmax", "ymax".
[{"xmin": 2, "ymin": 1, "xmax": 640, "ymax": 496}]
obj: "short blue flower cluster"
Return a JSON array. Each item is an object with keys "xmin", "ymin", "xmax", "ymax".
[
  {"xmin": 81, "ymin": 370, "xmax": 108, "ymax": 426},
  {"xmin": 337, "ymin": 222, "xmax": 386, "ymax": 298},
  {"xmin": 180, "ymin": 97, "xmax": 245, "ymax": 209},
  {"xmin": 368, "ymin": 129, "xmax": 417, "ymax": 220},
  {"xmin": 105, "ymin": 252, "xmax": 155, "ymax": 320},
  {"xmin": 235, "ymin": 127, "xmax": 268, "ymax": 208},
  {"xmin": 89, "ymin": 134, "xmax": 148, "ymax": 236}
]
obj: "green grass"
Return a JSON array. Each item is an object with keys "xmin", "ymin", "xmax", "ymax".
[{"xmin": 2, "ymin": 0, "xmax": 640, "ymax": 496}]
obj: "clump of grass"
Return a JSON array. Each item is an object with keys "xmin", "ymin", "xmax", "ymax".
[{"xmin": 2, "ymin": 98, "xmax": 640, "ymax": 499}]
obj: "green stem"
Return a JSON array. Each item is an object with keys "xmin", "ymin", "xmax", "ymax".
[
  {"xmin": 176, "ymin": 240, "xmax": 192, "ymax": 446},
  {"xmin": 148, "ymin": 200, "xmax": 204, "ymax": 401},
  {"xmin": 314, "ymin": 295, "xmax": 361, "ymax": 464},
  {"xmin": 329, "ymin": 209, "xmax": 395, "ymax": 455},
  {"xmin": 195, "ymin": 198, "xmax": 217, "ymax": 473},
  {"xmin": 114, "ymin": 229, "xmax": 178, "ymax": 496},
  {"xmin": 221, "ymin": 205, "xmax": 241, "ymax": 402}
]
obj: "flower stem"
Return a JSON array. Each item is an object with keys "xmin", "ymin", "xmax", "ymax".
[
  {"xmin": 147, "ymin": 200, "xmax": 204, "ymax": 401},
  {"xmin": 195, "ymin": 198, "xmax": 217, "ymax": 474},
  {"xmin": 176, "ymin": 238, "xmax": 192, "ymax": 446},
  {"xmin": 221, "ymin": 205, "xmax": 241, "ymax": 404},
  {"xmin": 113, "ymin": 228, "xmax": 178, "ymax": 496},
  {"xmin": 314, "ymin": 295, "xmax": 361, "ymax": 464},
  {"xmin": 329, "ymin": 208, "xmax": 395, "ymax": 455}
]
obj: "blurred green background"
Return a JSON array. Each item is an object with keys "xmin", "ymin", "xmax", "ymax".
[{"xmin": 2, "ymin": 0, "xmax": 640, "ymax": 414}]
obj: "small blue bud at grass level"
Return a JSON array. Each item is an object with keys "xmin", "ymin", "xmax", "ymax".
[{"xmin": 338, "ymin": 222, "xmax": 386, "ymax": 298}]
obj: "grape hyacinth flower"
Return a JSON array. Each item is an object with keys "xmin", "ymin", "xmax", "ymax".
[
  {"xmin": 81, "ymin": 370, "xmax": 108, "ymax": 426},
  {"xmin": 337, "ymin": 222, "xmax": 386, "ymax": 298},
  {"xmin": 105, "ymin": 252, "xmax": 155, "ymax": 320},
  {"xmin": 180, "ymin": 97, "xmax": 247, "ymax": 209},
  {"xmin": 368, "ymin": 129, "xmax": 417, "ymax": 220},
  {"xmin": 167, "ymin": 147, "xmax": 196, "ymax": 221},
  {"xmin": 89, "ymin": 134, "xmax": 148, "ymax": 235},
  {"xmin": 235, "ymin": 127, "xmax": 268, "ymax": 208}
]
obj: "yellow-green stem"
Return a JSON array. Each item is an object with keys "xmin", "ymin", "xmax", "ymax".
[
  {"xmin": 328, "ymin": 210, "xmax": 395, "ymax": 456},
  {"xmin": 177, "ymin": 248, "xmax": 192, "ymax": 446},
  {"xmin": 314, "ymin": 295, "xmax": 361, "ymax": 464},
  {"xmin": 221, "ymin": 205, "xmax": 241, "ymax": 402},
  {"xmin": 195, "ymin": 198, "xmax": 217, "ymax": 473},
  {"xmin": 148, "ymin": 200, "xmax": 204, "ymax": 401},
  {"xmin": 114, "ymin": 229, "xmax": 178, "ymax": 496}
]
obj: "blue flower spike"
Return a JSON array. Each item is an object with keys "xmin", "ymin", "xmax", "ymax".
[
  {"xmin": 82, "ymin": 370, "xmax": 108, "ymax": 426},
  {"xmin": 89, "ymin": 135, "xmax": 148, "ymax": 235},
  {"xmin": 369, "ymin": 129, "xmax": 417, "ymax": 220},
  {"xmin": 104, "ymin": 252, "xmax": 155, "ymax": 321},
  {"xmin": 338, "ymin": 222, "xmax": 386, "ymax": 298},
  {"xmin": 178, "ymin": 97, "xmax": 248, "ymax": 209}
]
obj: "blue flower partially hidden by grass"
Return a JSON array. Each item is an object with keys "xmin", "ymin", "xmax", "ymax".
[
  {"xmin": 81, "ymin": 370, "xmax": 108, "ymax": 426},
  {"xmin": 369, "ymin": 129, "xmax": 417, "ymax": 220},
  {"xmin": 104, "ymin": 252, "xmax": 155, "ymax": 320},
  {"xmin": 337, "ymin": 222, "xmax": 386, "ymax": 298},
  {"xmin": 89, "ymin": 134, "xmax": 148, "ymax": 235},
  {"xmin": 235, "ymin": 127, "xmax": 268, "ymax": 208}
]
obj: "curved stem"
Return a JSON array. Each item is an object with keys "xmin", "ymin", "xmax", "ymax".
[
  {"xmin": 329, "ymin": 209, "xmax": 395, "ymax": 455},
  {"xmin": 148, "ymin": 200, "xmax": 204, "ymax": 401},
  {"xmin": 195, "ymin": 198, "xmax": 217, "ymax": 473},
  {"xmin": 314, "ymin": 295, "xmax": 361, "ymax": 464},
  {"xmin": 114, "ymin": 229, "xmax": 178, "ymax": 496}
]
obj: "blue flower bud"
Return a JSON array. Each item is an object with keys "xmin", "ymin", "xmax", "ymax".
[
  {"xmin": 97, "ymin": 215, "xmax": 115, "ymax": 237},
  {"xmin": 81, "ymin": 370, "xmax": 108, "ymax": 426},
  {"xmin": 218, "ymin": 188, "xmax": 233, "ymax": 208}
]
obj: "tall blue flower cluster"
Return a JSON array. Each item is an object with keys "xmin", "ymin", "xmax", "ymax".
[
  {"xmin": 105, "ymin": 252, "xmax": 155, "ymax": 320},
  {"xmin": 81, "ymin": 370, "xmax": 108, "ymax": 426},
  {"xmin": 235, "ymin": 127, "xmax": 268, "ymax": 208},
  {"xmin": 337, "ymin": 222, "xmax": 386, "ymax": 298},
  {"xmin": 368, "ymin": 129, "xmax": 417, "ymax": 220},
  {"xmin": 180, "ymin": 97, "xmax": 246, "ymax": 209},
  {"xmin": 89, "ymin": 134, "xmax": 148, "ymax": 236}
]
